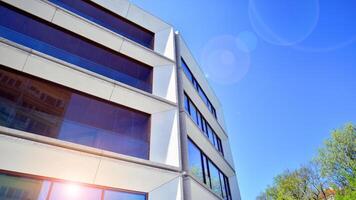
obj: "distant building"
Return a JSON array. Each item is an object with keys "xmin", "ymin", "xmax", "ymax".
[{"xmin": 0, "ymin": 0, "xmax": 241, "ymax": 199}]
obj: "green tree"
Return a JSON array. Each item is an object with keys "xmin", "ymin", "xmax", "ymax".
[
  {"xmin": 316, "ymin": 123, "xmax": 356, "ymax": 189},
  {"xmin": 335, "ymin": 171, "xmax": 356, "ymax": 200},
  {"xmin": 263, "ymin": 168, "xmax": 315, "ymax": 200}
]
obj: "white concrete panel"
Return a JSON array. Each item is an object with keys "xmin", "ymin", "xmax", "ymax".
[
  {"xmin": 229, "ymin": 175, "xmax": 242, "ymax": 200},
  {"xmin": 90, "ymin": 0, "xmax": 130, "ymax": 17},
  {"xmin": 222, "ymin": 139, "xmax": 235, "ymax": 169},
  {"xmin": 1, "ymin": 0, "xmax": 56, "ymax": 22},
  {"xmin": 0, "ymin": 134, "xmax": 101, "ymax": 183},
  {"xmin": 189, "ymin": 178, "xmax": 219, "ymax": 200},
  {"xmin": 185, "ymin": 114, "xmax": 235, "ymax": 177},
  {"xmin": 0, "ymin": 42, "xmax": 29, "ymax": 71},
  {"xmin": 149, "ymin": 177, "xmax": 182, "ymax": 200},
  {"xmin": 51, "ymin": 9, "xmax": 123, "ymax": 52},
  {"xmin": 23, "ymin": 54, "xmax": 115, "ymax": 100},
  {"xmin": 155, "ymin": 28, "xmax": 175, "ymax": 60},
  {"xmin": 110, "ymin": 85, "xmax": 174, "ymax": 114},
  {"xmin": 153, "ymin": 64, "xmax": 177, "ymax": 103},
  {"xmin": 120, "ymin": 40, "xmax": 173, "ymax": 67},
  {"xmin": 126, "ymin": 4, "xmax": 170, "ymax": 32},
  {"xmin": 94, "ymin": 157, "xmax": 179, "ymax": 192},
  {"xmin": 216, "ymin": 107, "xmax": 228, "ymax": 131},
  {"xmin": 150, "ymin": 110, "xmax": 180, "ymax": 167}
]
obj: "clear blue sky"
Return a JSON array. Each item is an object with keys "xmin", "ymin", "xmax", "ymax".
[{"xmin": 132, "ymin": 0, "xmax": 356, "ymax": 199}]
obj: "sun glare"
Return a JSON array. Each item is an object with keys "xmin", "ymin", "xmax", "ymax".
[{"xmin": 64, "ymin": 183, "xmax": 81, "ymax": 197}]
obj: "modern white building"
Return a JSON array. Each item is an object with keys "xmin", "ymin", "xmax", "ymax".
[{"xmin": 0, "ymin": 0, "xmax": 241, "ymax": 199}]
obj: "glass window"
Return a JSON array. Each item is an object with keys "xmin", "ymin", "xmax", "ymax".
[
  {"xmin": 184, "ymin": 94, "xmax": 190, "ymax": 113},
  {"xmin": 181, "ymin": 59, "xmax": 193, "ymax": 82},
  {"xmin": 189, "ymin": 102, "xmax": 198, "ymax": 125},
  {"xmin": 104, "ymin": 190, "xmax": 146, "ymax": 200},
  {"xmin": 208, "ymin": 161, "xmax": 223, "ymax": 197},
  {"xmin": 188, "ymin": 140, "xmax": 204, "ymax": 182},
  {"xmin": 224, "ymin": 176, "xmax": 232, "ymax": 200},
  {"xmin": 198, "ymin": 87, "xmax": 209, "ymax": 105},
  {"xmin": 0, "ymin": 67, "xmax": 150, "ymax": 159},
  {"xmin": 200, "ymin": 117, "xmax": 207, "ymax": 135},
  {"xmin": 180, "ymin": 57, "xmax": 217, "ymax": 119},
  {"xmin": 0, "ymin": 173, "xmax": 147, "ymax": 200},
  {"xmin": 217, "ymin": 137, "xmax": 224, "ymax": 155},
  {"xmin": 202, "ymin": 155, "xmax": 211, "ymax": 188},
  {"xmin": 49, "ymin": 182, "xmax": 101, "ymax": 200},
  {"xmin": 0, "ymin": 3, "xmax": 153, "ymax": 92},
  {"xmin": 0, "ymin": 174, "xmax": 50, "ymax": 200},
  {"xmin": 48, "ymin": 0, "xmax": 154, "ymax": 49},
  {"xmin": 196, "ymin": 111, "xmax": 202, "ymax": 128},
  {"xmin": 187, "ymin": 138, "xmax": 231, "ymax": 199}
]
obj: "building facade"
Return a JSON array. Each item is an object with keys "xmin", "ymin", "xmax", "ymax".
[{"xmin": 0, "ymin": 0, "xmax": 241, "ymax": 199}]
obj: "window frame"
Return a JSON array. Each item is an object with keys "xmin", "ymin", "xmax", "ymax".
[{"xmin": 187, "ymin": 138, "xmax": 231, "ymax": 200}]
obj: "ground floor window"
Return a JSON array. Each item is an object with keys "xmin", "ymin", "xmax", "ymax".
[{"xmin": 0, "ymin": 172, "xmax": 146, "ymax": 200}]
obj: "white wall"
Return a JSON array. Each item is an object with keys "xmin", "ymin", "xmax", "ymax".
[
  {"xmin": 149, "ymin": 177, "xmax": 182, "ymax": 200},
  {"xmin": 150, "ymin": 109, "xmax": 180, "ymax": 168}
]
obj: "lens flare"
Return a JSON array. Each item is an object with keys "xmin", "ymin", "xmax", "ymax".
[{"xmin": 249, "ymin": 0, "xmax": 320, "ymax": 46}]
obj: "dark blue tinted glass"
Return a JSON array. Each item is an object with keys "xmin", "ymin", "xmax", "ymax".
[
  {"xmin": 181, "ymin": 59, "xmax": 193, "ymax": 82},
  {"xmin": 184, "ymin": 94, "xmax": 190, "ymax": 113},
  {"xmin": 0, "ymin": 3, "xmax": 152, "ymax": 92},
  {"xmin": 180, "ymin": 58, "xmax": 217, "ymax": 119},
  {"xmin": 184, "ymin": 92, "xmax": 223, "ymax": 154},
  {"xmin": 0, "ymin": 67, "xmax": 150, "ymax": 159},
  {"xmin": 49, "ymin": 0, "xmax": 154, "ymax": 49},
  {"xmin": 104, "ymin": 190, "xmax": 146, "ymax": 200},
  {"xmin": 188, "ymin": 140, "xmax": 204, "ymax": 183}
]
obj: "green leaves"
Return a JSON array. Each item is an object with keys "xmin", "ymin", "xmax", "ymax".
[
  {"xmin": 258, "ymin": 123, "xmax": 356, "ymax": 200},
  {"xmin": 317, "ymin": 123, "xmax": 356, "ymax": 188}
]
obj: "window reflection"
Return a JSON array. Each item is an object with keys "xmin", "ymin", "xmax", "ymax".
[
  {"xmin": 0, "ymin": 3, "xmax": 153, "ymax": 92},
  {"xmin": 188, "ymin": 140, "xmax": 204, "ymax": 182},
  {"xmin": 184, "ymin": 93, "xmax": 224, "ymax": 155},
  {"xmin": 0, "ymin": 174, "xmax": 50, "ymax": 200},
  {"xmin": 0, "ymin": 67, "xmax": 150, "ymax": 159},
  {"xmin": 48, "ymin": 0, "xmax": 154, "ymax": 49},
  {"xmin": 0, "ymin": 173, "xmax": 147, "ymax": 200},
  {"xmin": 187, "ymin": 139, "xmax": 231, "ymax": 200},
  {"xmin": 209, "ymin": 161, "xmax": 223, "ymax": 197},
  {"xmin": 181, "ymin": 58, "xmax": 217, "ymax": 118}
]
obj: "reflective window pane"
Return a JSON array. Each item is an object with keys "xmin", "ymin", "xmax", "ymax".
[
  {"xmin": 189, "ymin": 103, "xmax": 198, "ymax": 125},
  {"xmin": 104, "ymin": 190, "xmax": 146, "ymax": 200},
  {"xmin": 0, "ymin": 174, "xmax": 50, "ymax": 200},
  {"xmin": 184, "ymin": 94, "xmax": 190, "ymax": 113},
  {"xmin": 48, "ymin": 0, "xmax": 154, "ymax": 49},
  {"xmin": 202, "ymin": 155, "xmax": 211, "ymax": 187},
  {"xmin": 188, "ymin": 140, "xmax": 204, "ymax": 182},
  {"xmin": 180, "ymin": 58, "xmax": 217, "ymax": 119},
  {"xmin": 208, "ymin": 161, "xmax": 223, "ymax": 197},
  {"xmin": 0, "ymin": 67, "xmax": 150, "ymax": 159},
  {"xmin": 0, "ymin": 3, "xmax": 152, "ymax": 92},
  {"xmin": 0, "ymin": 173, "xmax": 147, "ymax": 200},
  {"xmin": 49, "ymin": 182, "xmax": 101, "ymax": 200},
  {"xmin": 181, "ymin": 59, "xmax": 193, "ymax": 82}
]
